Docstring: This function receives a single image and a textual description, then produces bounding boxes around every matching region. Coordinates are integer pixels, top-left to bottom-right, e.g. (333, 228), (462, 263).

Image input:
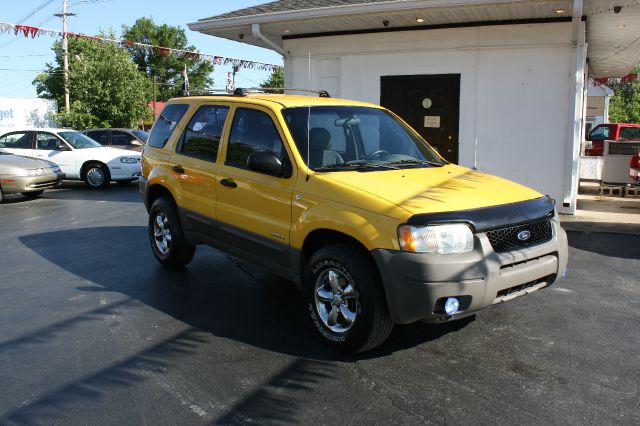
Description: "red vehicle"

(585, 123), (640, 156)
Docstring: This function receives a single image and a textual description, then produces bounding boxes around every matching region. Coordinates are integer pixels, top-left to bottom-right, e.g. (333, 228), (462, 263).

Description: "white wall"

(283, 22), (581, 213)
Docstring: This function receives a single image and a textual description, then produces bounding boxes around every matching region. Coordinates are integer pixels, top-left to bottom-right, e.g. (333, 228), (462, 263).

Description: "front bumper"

(108, 162), (142, 181)
(0, 172), (64, 194)
(372, 218), (568, 324)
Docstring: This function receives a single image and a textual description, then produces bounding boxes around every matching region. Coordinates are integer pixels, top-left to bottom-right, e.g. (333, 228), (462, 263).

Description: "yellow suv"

(140, 90), (568, 353)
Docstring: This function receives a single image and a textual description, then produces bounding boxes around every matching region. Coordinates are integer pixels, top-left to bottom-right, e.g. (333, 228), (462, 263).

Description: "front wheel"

(84, 163), (110, 189)
(148, 197), (195, 268)
(304, 243), (393, 353)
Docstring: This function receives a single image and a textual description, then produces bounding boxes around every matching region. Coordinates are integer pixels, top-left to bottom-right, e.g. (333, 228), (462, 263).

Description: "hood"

(321, 164), (543, 215)
(0, 153), (54, 171)
(77, 147), (141, 159)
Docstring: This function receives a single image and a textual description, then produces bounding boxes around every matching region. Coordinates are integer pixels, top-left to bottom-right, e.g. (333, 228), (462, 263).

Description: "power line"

(15, 0), (57, 24)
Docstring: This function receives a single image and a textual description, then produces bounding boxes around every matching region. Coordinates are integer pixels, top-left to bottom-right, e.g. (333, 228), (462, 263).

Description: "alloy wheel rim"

(87, 167), (105, 187)
(153, 212), (172, 255)
(314, 268), (358, 333)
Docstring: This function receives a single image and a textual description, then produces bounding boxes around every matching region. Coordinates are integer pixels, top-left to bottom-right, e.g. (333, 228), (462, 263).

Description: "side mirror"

(57, 143), (70, 151)
(247, 151), (287, 177)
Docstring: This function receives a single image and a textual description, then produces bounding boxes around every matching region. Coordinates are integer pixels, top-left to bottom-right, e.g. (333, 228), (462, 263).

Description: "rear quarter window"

(148, 104), (189, 148)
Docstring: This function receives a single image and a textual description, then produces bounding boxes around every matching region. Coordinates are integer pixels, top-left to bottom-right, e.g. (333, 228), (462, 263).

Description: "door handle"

(171, 165), (184, 173)
(220, 178), (237, 188)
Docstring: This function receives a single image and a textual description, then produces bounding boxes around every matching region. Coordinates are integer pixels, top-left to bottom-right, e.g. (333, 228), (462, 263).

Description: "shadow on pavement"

(566, 230), (640, 260)
(18, 226), (469, 361)
(11, 226), (475, 423)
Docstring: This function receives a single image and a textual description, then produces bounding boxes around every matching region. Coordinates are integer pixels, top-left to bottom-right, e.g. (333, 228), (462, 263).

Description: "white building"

(189, 0), (640, 214)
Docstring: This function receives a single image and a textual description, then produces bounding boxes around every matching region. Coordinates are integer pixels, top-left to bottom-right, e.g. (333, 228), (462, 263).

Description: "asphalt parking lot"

(1, 183), (639, 425)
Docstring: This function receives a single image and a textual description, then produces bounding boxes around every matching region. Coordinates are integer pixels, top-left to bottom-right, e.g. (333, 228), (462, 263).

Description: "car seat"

(308, 128), (344, 168)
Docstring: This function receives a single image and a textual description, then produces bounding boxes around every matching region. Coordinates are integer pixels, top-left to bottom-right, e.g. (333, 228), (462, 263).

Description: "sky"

(0, 0), (283, 99)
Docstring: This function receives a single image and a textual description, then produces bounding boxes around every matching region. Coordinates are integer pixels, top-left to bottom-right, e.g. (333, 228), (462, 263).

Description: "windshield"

(132, 130), (149, 142)
(59, 131), (102, 149)
(282, 106), (444, 171)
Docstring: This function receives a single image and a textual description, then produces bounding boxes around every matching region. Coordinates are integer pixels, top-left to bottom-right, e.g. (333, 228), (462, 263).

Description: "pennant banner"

(0, 21), (282, 73)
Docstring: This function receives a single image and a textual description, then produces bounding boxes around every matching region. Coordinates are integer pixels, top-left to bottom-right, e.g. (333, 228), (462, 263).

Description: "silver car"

(0, 150), (64, 202)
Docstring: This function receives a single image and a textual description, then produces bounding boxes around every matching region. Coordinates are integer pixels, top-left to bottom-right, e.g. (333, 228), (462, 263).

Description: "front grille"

(486, 219), (552, 252)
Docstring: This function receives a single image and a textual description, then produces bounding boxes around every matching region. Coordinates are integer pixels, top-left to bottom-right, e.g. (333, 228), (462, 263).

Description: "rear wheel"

(148, 197), (195, 268)
(22, 190), (44, 199)
(84, 163), (110, 189)
(304, 243), (393, 353)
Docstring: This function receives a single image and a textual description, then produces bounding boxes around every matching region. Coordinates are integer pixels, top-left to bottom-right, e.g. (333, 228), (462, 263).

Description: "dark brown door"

(380, 74), (460, 163)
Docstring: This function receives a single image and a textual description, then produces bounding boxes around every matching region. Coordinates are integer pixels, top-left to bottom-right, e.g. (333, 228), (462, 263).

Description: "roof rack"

(233, 87), (331, 97)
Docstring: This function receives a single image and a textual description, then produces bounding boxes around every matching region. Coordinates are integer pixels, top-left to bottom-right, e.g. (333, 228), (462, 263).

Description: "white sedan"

(0, 128), (141, 189)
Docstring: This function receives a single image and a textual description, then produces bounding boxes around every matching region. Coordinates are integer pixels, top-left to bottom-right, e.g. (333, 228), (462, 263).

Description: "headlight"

(51, 166), (62, 173)
(25, 168), (46, 176)
(120, 157), (139, 164)
(398, 223), (474, 254)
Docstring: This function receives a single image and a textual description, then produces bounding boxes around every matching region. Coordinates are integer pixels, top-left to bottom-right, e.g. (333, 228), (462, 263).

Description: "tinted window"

(226, 108), (286, 169)
(87, 130), (109, 145)
(148, 104), (189, 148)
(178, 105), (229, 162)
(36, 132), (63, 150)
(111, 131), (134, 146)
(0, 132), (31, 149)
(619, 127), (640, 140)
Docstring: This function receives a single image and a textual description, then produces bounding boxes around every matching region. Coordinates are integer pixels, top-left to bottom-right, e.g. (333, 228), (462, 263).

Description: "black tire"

(22, 190), (44, 198)
(83, 163), (110, 189)
(148, 197), (196, 268)
(304, 243), (393, 353)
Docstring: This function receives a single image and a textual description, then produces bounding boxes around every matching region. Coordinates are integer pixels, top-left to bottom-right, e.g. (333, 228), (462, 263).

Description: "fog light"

(562, 267), (568, 279)
(444, 297), (460, 315)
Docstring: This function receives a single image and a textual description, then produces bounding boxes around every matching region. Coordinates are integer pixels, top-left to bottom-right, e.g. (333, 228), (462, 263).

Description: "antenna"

(306, 52), (311, 181)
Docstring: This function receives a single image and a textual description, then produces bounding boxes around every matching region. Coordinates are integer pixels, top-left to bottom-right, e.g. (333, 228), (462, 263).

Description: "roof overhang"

(188, 0), (640, 77)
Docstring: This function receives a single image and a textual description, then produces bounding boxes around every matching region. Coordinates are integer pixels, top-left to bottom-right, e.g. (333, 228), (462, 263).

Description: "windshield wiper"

(315, 161), (399, 172)
(385, 159), (444, 167)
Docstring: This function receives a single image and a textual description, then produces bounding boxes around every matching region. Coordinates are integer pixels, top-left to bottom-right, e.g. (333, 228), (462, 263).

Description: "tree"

(34, 34), (150, 129)
(122, 17), (214, 101)
(260, 68), (284, 93)
(607, 65), (640, 124)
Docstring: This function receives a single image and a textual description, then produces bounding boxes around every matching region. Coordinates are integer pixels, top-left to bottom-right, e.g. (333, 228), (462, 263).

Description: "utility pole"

(54, 0), (76, 112)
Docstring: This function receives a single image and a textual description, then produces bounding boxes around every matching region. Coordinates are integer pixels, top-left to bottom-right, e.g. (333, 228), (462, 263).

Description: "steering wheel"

(365, 149), (389, 160)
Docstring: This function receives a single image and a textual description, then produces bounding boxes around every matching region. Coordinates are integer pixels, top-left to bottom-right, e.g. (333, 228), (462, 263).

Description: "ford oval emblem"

(517, 230), (531, 241)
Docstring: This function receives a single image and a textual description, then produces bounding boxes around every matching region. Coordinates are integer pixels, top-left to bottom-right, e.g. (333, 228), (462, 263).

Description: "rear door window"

(0, 132), (32, 149)
(177, 105), (230, 163)
(111, 131), (134, 147)
(87, 130), (109, 145)
(148, 104), (189, 148)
